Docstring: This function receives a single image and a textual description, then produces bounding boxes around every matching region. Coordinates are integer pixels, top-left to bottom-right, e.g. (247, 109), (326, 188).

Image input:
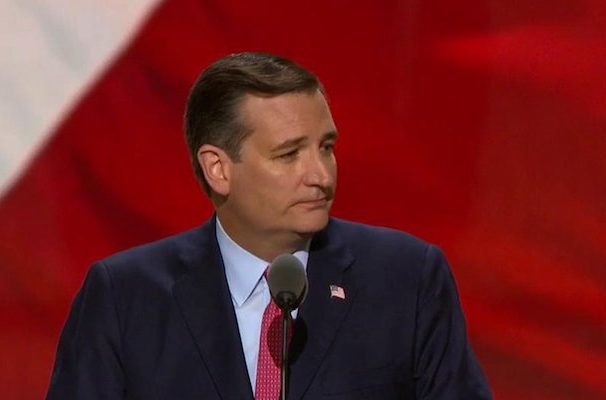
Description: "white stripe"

(0, 0), (162, 194)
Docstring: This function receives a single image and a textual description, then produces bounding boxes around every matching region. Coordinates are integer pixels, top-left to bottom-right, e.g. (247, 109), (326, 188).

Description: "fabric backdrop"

(1, 1), (604, 398)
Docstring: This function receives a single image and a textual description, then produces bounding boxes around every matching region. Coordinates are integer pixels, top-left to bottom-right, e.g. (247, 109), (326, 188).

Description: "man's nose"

(303, 152), (334, 188)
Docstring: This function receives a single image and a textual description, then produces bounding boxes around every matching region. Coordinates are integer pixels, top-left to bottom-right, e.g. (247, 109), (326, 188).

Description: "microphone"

(267, 253), (308, 311)
(266, 253), (308, 400)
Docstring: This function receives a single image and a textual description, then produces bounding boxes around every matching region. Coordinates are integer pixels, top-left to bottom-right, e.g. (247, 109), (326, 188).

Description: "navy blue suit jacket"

(47, 218), (492, 399)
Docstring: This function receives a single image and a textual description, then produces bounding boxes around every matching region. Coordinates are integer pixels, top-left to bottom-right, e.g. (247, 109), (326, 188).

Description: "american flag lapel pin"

(329, 284), (346, 300)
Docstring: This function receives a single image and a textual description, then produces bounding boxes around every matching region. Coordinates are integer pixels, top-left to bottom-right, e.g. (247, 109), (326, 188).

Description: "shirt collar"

(216, 217), (309, 307)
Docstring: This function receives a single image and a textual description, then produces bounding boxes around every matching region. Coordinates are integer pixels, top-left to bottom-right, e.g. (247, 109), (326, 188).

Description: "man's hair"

(184, 52), (324, 194)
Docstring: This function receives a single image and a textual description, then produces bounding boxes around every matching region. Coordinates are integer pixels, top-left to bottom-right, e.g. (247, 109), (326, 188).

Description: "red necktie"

(255, 271), (294, 400)
(255, 299), (283, 399)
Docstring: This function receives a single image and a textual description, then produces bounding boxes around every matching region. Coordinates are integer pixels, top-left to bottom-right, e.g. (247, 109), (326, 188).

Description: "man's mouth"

(296, 198), (330, 208)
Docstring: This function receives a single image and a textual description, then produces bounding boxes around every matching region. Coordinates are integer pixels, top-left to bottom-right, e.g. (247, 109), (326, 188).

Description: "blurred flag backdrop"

(1, 1), (605, 398)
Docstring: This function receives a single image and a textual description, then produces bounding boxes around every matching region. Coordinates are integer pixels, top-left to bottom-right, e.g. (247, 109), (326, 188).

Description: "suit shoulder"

(102, 227), (202, 265)
(329, 218), (431, 253)
(326, 218), (446, 280)
(93, 225), (209, 287)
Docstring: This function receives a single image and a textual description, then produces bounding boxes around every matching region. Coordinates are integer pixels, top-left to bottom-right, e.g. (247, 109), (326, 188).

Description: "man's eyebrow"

(270, 130), (339, 153)
(270, 136), (307, 152)
(323, 130), (339, 141)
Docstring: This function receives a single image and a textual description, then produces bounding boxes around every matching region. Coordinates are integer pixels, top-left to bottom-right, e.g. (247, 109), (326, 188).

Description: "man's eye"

(279, 149), (299, 160)
(322, 142), (335, 153)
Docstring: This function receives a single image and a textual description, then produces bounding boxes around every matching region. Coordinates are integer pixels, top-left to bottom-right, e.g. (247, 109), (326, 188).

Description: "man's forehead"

(239, 90), (326, 113)
(239, 91), (335, 136)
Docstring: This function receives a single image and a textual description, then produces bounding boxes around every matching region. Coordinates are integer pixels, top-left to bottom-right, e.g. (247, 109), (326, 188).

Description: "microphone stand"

(281, 308), (292, 400)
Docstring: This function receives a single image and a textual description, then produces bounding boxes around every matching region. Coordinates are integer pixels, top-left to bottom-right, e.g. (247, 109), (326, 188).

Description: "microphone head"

(267, 253), (308, 311)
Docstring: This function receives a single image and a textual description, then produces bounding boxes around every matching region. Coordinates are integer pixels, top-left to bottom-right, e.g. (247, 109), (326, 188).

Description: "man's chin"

(292, 214), (330, 236)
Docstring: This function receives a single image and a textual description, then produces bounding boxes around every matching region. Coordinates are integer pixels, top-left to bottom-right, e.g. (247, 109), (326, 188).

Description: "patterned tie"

(255, 275), (293, 399)
(255, 298), (283, 400)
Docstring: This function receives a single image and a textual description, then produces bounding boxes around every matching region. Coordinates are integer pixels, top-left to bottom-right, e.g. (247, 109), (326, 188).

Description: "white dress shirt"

(215, 218), (309, 395)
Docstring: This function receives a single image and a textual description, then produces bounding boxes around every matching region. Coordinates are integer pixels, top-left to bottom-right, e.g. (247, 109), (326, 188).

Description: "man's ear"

(197, 144), (232, 196)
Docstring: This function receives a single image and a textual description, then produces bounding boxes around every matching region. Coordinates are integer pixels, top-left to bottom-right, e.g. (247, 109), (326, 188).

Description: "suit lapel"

(288, 221), (356, 400)
(172, 218), (254, 400)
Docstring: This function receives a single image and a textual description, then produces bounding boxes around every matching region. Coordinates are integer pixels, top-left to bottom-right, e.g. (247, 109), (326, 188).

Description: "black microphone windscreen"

(267, 254), (308, 310)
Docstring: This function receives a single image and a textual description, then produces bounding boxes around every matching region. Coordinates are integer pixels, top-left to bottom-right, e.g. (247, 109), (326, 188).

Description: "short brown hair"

(184, 52), (324, 193)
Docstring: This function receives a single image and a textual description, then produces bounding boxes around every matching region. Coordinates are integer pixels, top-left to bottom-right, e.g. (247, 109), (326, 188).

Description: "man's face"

(222, 90), (337, 242)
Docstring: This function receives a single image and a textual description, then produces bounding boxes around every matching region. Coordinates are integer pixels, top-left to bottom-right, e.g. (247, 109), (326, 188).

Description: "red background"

(1, 1), (605, 398)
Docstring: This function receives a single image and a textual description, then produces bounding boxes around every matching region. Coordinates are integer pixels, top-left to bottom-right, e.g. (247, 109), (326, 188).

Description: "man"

(47, 53), (492, 399)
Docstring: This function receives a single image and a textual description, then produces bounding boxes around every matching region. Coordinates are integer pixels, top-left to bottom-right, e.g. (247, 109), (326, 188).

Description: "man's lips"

(295, 198), (331, 207)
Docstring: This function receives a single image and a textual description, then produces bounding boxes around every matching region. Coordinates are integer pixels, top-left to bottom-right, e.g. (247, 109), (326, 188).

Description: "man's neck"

(215, 215), (311, 263)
